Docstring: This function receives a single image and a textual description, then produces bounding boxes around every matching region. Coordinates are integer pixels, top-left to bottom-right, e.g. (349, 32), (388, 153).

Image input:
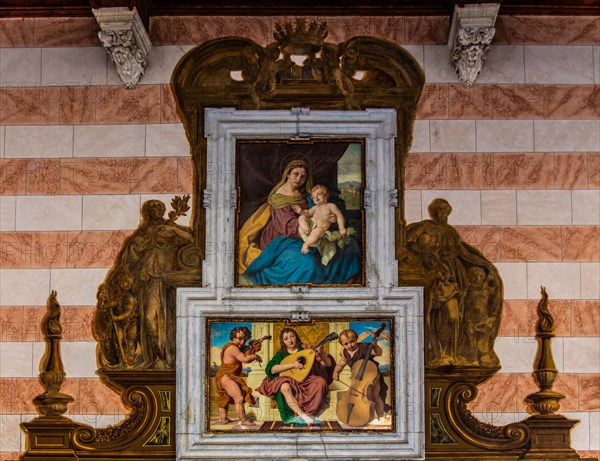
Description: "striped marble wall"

(0, 14), (598, 460)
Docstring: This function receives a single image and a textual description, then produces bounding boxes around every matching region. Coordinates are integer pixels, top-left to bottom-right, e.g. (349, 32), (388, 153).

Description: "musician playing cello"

(257, 328), (335, 426)
(332, 328), (390, 425)
(214, 326), (262, 426)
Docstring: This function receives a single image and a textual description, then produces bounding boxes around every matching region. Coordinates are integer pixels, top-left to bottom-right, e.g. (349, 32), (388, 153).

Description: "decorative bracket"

(447, 3), (500, 88)
(93, 7), (152, 89)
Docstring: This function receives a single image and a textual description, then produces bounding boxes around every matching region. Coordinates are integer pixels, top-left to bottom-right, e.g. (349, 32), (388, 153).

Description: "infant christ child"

(292, 184), (347, 255)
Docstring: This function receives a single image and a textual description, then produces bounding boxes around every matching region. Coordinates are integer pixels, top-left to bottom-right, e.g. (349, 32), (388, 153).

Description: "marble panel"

(82, 195), (141, 230)
(525, 46), (594, 84)
(146, 123), (189, 157)
(477, 45), (525, 84)
(420, 190), (481, 225)
(0, 415), (22, 451)
(405, 153), (446, 189)
(490, 84), (544, 119)
(33, 17), (99, 47)
(16, 195), (82, 231)
(492, 153), (554, 189)
(516, 190), (572, 225)
(0, 18), (34, 47)
(95, 85), (161, 124)
(494, 335), (539, 373)
(562, 226), (600, 262)
(563, 338), (600, 374)
(25, 159), (60, 195)
(402, 45), (424, 70)
(30, 231), (68, 269)
(501, 226), (561, 262)
(369, 16), (406, 44)
(4, 125), (73, 158)
(130, 157), (178, 193)
(0, 48), (41, 86)
(0, 269), (48, 305)
(79, 378), (126, 415)
(22, 306), (44, 342)
(579, 375), (600, 412)
(423, 45), (458, 84)
(0, 342), (33, 377)
(481, 190), (517, 225)
(172, 16), (271, 46)
(0, 377), (41, 414)
(320, 17), (370, 43)
(149, 16), (174, 45)
(495, 262), (528, 299)
(74, 124), (145, 157)
(589, 153), (600, 188)
(527, 262), (581, 300)
(492, 15), (509, 44)
(59, 86), (96, 125)
(0, 159), (26, 194)
(430, 120), (476, 153)
(404, 190), (422, 224)
(571, 300), (600, 337)
(60, 158), (130, 195)
(66, 230), (129, 269)
(0, 86), (60, 125)
(509, 16), (600, 45)
(405, 16), (449, 45)
(500, 300), (534, 338)
(416, 84), (448, 120)
(49, 267), (107, 306)
(61, 306), (95, 341)
(448, 153), (494, 189)
(476, 120), (534, 153)
(572, 190), (600, 225)
(470, 373), (517, 413)
(595, 46), (600, 84)
(57, 341), (99, 378)
(454, 225), (501, 262)
(590, 411), (600, 450)
(0, 196), (16, 231)
(160, 84), (180, 123)
(42, 47), (107, 87)
(554, 152), (588, 189)
(0, 306), (23, 341)
(410, 120), (430, 153)
(517, 373), (579, 412)
(448, 84), (493, 119)
(0, 231), (31, 269)
(581, 262), (600, 300)
(0, 125), (4, 158)
(543, 85), (600, 120)
(564, 412), (591, 450)
(177, 157), (193, 193)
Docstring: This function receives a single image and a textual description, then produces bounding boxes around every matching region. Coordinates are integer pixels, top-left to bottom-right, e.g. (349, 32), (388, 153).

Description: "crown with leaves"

(274, 18), (329, 54)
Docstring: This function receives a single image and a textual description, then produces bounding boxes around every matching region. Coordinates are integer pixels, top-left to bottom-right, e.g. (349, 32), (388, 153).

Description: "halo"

(279, 151), (312, 177)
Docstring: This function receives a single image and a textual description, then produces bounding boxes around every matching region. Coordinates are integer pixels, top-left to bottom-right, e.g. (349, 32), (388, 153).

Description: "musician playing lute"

(257, 328), (335, 426)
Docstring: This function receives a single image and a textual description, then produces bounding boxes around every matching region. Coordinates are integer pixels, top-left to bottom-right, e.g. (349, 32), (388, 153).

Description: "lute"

(279, 332), (338, 382)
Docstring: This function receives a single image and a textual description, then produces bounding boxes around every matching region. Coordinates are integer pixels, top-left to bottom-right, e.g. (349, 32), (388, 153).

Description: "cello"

(336, 323), (386, 427)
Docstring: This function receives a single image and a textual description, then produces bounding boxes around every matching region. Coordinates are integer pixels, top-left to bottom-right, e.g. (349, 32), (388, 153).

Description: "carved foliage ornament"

(93, 7), (152, 89)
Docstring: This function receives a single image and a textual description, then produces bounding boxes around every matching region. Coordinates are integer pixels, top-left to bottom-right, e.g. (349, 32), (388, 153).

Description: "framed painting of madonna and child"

(235, 140), (365, 287)
(206, 318), (393, 433)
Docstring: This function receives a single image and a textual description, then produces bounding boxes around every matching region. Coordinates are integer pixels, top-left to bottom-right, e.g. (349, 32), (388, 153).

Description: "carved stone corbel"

(448, 3), (500, 88)
(93, 6), (152, 89)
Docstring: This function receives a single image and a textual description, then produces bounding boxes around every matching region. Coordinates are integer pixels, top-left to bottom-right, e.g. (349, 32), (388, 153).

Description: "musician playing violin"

(332, 329), (390, 424)
(214, 326), (262, 426)
(257, 328), (335, 426)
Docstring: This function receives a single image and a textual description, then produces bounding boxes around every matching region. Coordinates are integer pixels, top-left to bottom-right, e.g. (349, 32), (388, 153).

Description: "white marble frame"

(202, 107), (399, 299)
(176, 287), (425, 460)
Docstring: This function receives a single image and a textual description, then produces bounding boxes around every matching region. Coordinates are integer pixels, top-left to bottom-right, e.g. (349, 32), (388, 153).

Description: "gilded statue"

(406, 198), (502, 368)
(92, 197), (193, 370)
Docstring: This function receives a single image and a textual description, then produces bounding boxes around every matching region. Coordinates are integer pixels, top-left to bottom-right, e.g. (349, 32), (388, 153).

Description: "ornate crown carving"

(274, 18), (329, 54)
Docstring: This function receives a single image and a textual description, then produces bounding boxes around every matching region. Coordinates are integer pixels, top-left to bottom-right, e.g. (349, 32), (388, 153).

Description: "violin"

(242, 335), (271, 356)
(336, 323), (386, 427)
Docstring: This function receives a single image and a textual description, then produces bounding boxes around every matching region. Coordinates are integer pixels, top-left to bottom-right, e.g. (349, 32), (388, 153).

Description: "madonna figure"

(237, 159), (361, 286)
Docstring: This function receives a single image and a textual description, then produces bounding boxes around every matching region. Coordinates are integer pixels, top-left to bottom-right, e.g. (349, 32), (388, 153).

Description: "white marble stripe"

(0, 45), (596, 87)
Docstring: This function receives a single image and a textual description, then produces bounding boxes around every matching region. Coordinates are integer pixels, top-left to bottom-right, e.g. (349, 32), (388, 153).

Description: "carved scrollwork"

(74, 386), (148, 446)
(446, 382), (530, 450)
